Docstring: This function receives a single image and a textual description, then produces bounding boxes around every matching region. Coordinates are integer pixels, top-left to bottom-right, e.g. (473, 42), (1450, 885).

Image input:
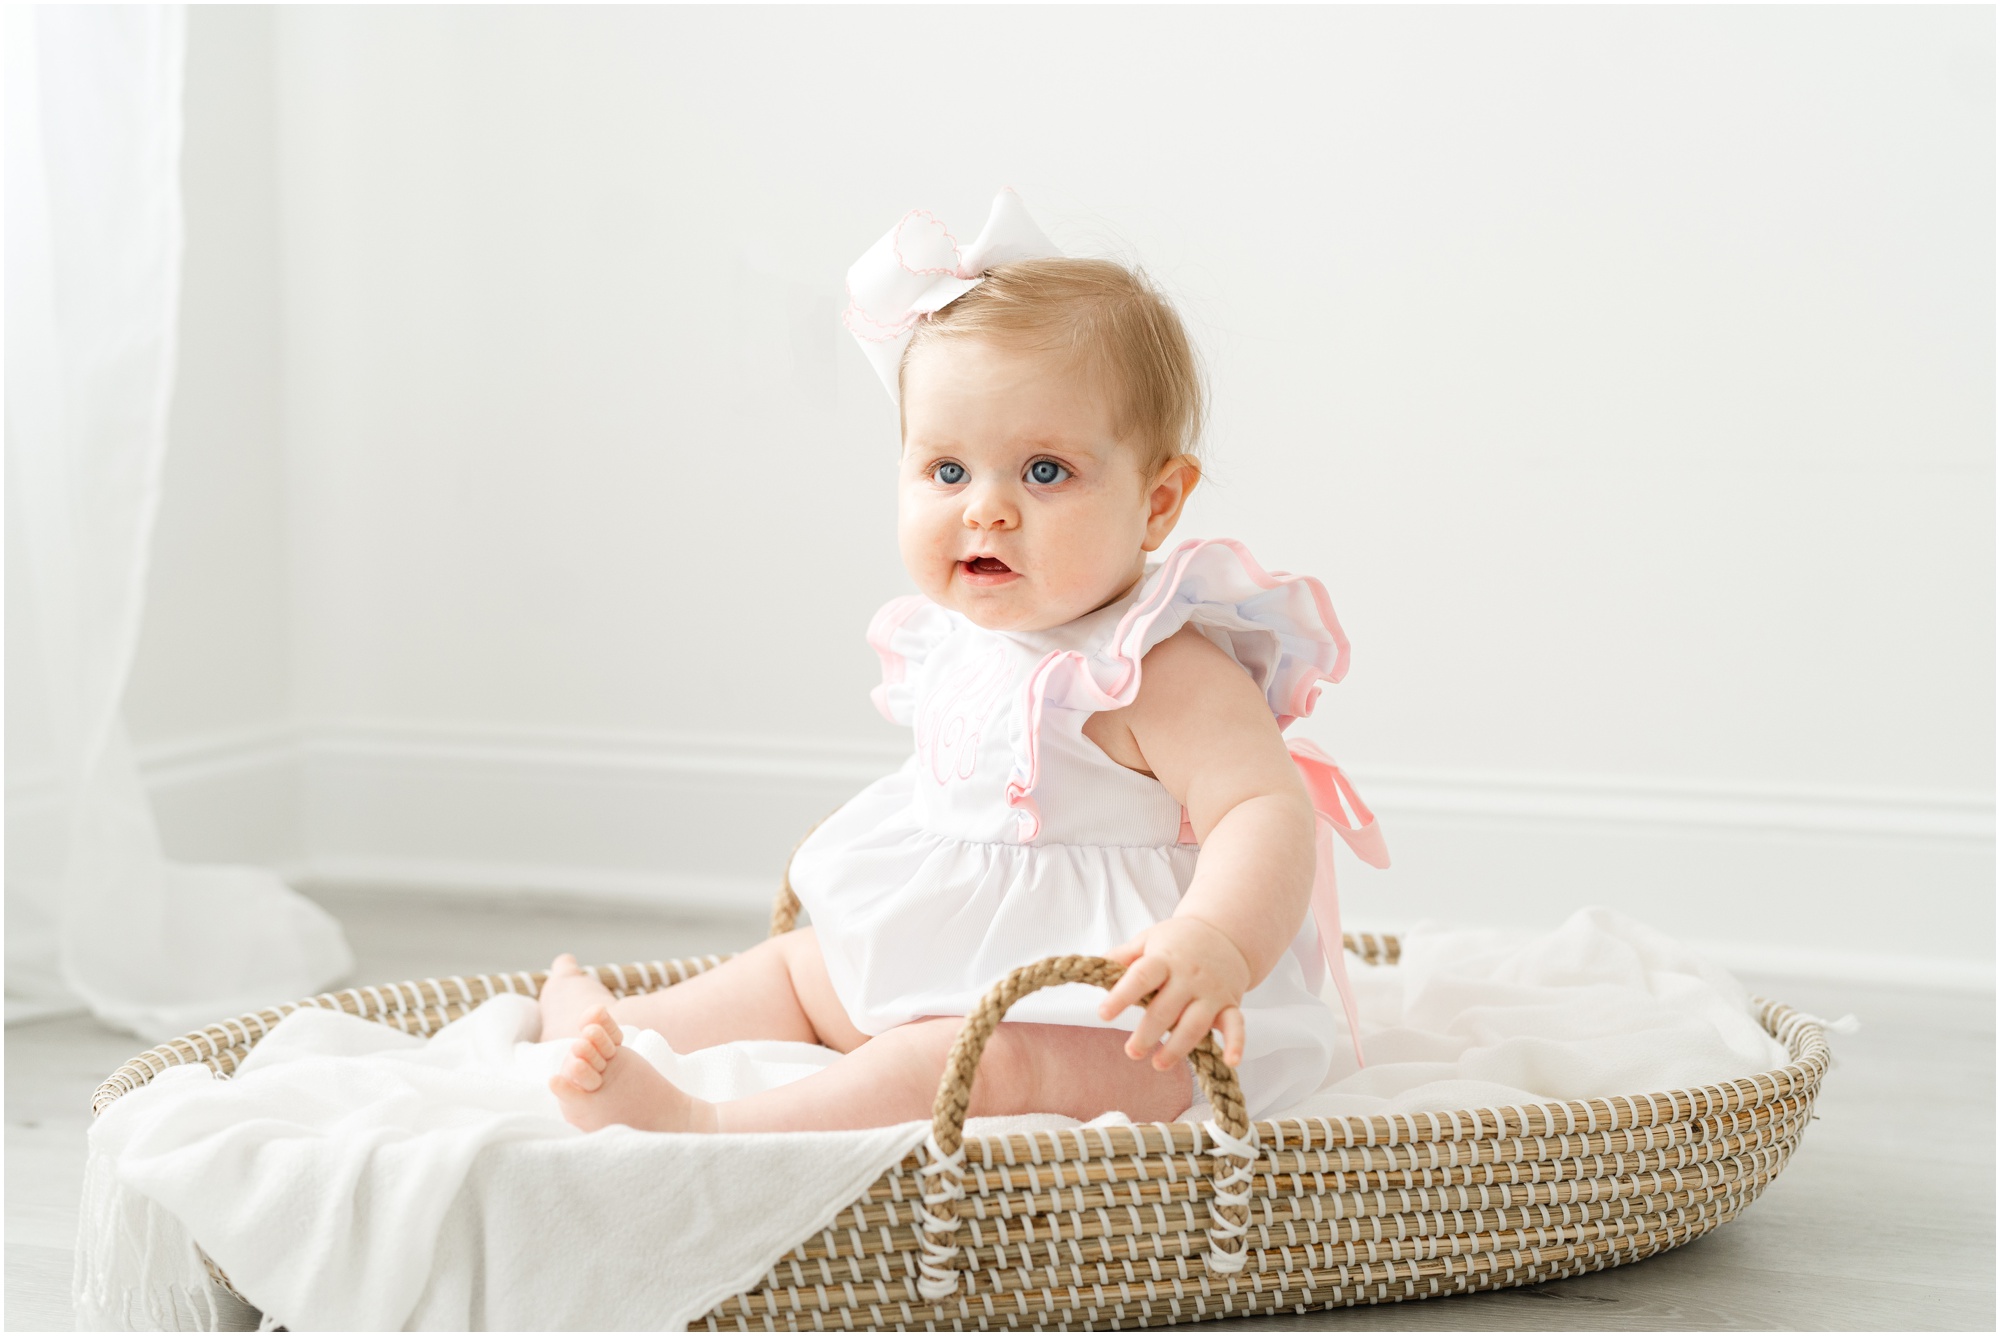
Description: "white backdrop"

(126, 6), (1994, 979)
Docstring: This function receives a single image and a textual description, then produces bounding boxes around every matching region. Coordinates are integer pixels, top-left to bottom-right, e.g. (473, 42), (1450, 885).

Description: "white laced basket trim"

(915, 1131), (969, 1300)
(1200, 1118), (1261, 1275)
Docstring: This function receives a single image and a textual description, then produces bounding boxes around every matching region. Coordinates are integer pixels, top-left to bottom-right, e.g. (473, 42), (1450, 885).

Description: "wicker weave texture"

(696, 938), (1825, 1331)
(90, 931), (1827, 1332)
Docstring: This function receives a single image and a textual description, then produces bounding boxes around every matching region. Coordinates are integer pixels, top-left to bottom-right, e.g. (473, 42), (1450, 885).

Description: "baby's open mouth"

(963, 557), (1012, 575)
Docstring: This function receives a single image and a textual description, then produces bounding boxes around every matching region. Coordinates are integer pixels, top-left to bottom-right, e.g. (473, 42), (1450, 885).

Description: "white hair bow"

(843, 188), (1062, 404)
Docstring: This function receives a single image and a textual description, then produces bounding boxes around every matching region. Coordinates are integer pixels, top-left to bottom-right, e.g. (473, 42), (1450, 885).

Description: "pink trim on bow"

(1287, 738), (1389, 1070)
(842, 212), (975, 343)
(841, 190), (1061, 370)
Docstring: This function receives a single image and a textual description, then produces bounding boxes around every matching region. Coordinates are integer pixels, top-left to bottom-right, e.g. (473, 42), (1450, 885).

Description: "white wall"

(128, 6), (1994, 979)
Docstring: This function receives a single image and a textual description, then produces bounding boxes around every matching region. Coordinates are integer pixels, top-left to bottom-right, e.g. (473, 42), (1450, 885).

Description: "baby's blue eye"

(934, 462), (967, 485)
(1027, 459), (1070, 485)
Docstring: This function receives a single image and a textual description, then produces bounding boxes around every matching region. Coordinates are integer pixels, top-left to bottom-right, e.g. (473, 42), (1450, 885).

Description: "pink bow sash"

(1287, 739), (1389, 1069)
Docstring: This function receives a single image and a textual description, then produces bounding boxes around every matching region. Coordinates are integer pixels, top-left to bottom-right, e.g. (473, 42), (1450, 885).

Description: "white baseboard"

(132, 720), (1996, 988)
(1687, 938), (1994, 993)
(288, 856), (775, 917)
(143, 723), (305, 869)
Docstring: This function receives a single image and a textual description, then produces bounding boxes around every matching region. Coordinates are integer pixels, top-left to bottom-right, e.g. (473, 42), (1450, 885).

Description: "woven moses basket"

(94, 877), (1830, 1331)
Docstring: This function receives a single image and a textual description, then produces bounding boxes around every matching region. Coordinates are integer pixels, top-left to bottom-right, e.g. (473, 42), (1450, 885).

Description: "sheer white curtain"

(4, 5), (351, 1039)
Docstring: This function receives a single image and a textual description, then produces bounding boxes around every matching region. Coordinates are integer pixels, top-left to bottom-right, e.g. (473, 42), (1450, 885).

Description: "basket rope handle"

(916, 954), (1258, 1300)
(769, 876), (802, 939)
(769, 817), (839, 938)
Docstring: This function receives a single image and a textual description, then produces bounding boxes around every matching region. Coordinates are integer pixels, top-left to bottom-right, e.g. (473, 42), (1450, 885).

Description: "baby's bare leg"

(712, 1018), (1192, 1132)
(540, 930), (854, 1048)
(553, 1011), (1192, 1134)
(602, 928), (867, 1053)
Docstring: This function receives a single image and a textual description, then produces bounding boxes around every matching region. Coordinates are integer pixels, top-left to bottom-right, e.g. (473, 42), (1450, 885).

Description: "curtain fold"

(4, 4), (352, 1040)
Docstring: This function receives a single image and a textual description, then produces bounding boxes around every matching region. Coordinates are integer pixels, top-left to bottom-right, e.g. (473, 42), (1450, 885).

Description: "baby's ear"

(1141, 455), (1202, 550)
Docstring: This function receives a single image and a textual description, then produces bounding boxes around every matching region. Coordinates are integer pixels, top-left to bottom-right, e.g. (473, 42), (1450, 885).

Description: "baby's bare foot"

(548, 1007), (718, 1134)
(537, 953), (618, 1041)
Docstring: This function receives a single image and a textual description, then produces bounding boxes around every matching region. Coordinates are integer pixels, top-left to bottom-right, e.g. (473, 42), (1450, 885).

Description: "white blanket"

(77, 997), (931, 1332)
(1292, 906), (1791, 1118)
(75, 907), (1793, 1331)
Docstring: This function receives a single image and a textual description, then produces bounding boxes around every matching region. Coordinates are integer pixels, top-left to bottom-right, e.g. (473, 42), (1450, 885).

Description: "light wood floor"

(9, 888), (1994, 1331)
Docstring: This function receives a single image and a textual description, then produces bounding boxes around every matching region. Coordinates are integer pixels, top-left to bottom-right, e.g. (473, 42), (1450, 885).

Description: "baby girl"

(536, 191), (1383, 1134)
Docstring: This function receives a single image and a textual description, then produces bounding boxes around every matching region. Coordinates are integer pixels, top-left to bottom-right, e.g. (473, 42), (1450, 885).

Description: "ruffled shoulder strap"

(1054, 538), (1350, 725)
(1007, 539), (1351, 827)
(866, 594), (956, 725)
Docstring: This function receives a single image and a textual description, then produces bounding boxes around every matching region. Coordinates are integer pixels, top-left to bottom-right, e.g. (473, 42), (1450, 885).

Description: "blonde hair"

(898, 257), (1206, 470)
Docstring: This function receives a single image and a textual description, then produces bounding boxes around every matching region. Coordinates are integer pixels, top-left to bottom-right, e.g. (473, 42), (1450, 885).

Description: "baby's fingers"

(1127, 982), (1195, 1061)
(1154, 999), (1220, 1070)
(1097, 951), (1167, 1022)
(1100, 936), (1145, 967)
(1215, 1006), (1247, 1068)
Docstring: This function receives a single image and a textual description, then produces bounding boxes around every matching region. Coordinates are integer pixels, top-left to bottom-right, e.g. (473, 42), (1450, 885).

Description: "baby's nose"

(960, 481), (1019, 529)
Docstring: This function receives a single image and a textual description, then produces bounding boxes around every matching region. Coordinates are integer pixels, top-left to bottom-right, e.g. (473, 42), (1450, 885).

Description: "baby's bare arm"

(1087, 626), (1318, 1066)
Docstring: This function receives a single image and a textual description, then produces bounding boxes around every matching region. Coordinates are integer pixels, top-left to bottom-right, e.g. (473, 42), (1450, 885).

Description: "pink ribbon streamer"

(1287, 739), (1390, 1069)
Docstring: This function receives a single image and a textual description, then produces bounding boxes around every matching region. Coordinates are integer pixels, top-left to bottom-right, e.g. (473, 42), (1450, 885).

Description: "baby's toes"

(581, 1022), (620, 1063)
(568, 1033), (611, 1074)
(547, 952), (581, 978)
(581, 1006), (622, 1044)
(558, 1049), (606, 1091)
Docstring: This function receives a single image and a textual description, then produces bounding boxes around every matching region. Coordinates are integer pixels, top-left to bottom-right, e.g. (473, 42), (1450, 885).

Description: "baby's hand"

(1096, 917), (1251, 1069)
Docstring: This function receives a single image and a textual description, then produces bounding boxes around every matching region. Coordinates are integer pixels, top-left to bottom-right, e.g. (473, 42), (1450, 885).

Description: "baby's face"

(898, 338), (1193, 632)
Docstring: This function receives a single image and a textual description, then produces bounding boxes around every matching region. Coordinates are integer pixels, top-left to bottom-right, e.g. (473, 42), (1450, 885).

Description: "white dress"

(789, 538), (1385, 1117)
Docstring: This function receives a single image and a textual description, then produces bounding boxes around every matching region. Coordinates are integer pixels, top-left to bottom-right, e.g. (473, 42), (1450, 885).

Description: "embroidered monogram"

(913, 642), (1012, 785)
